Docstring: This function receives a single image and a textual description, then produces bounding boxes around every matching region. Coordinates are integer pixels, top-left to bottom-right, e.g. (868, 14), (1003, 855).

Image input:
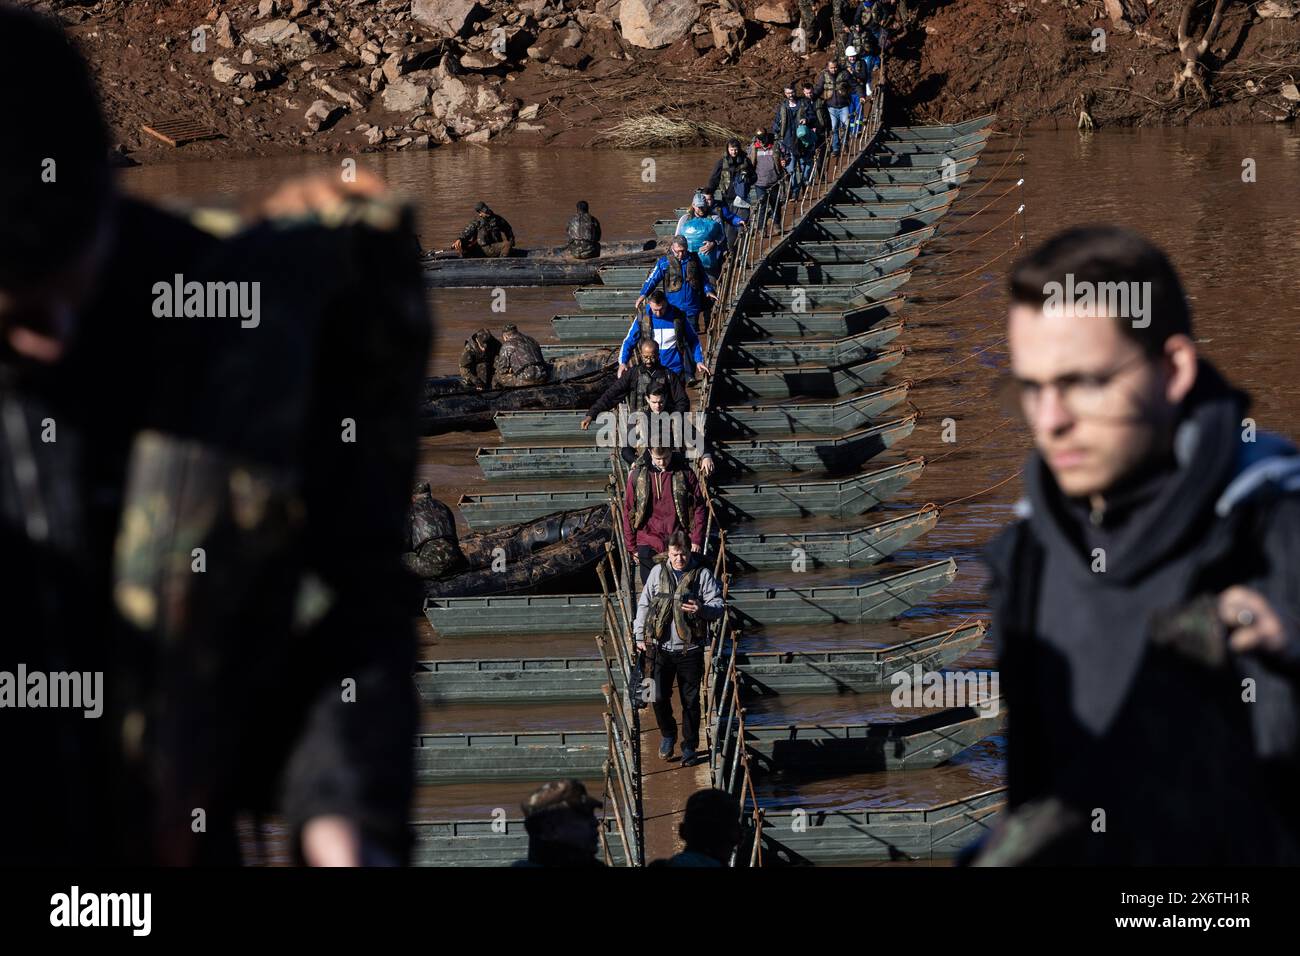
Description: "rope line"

(915, 278), (1002, 317)
(929, 417), (1017, 464)
(911, 337), (1008, 385)
(919, 205), (1022, 268)
(940, 469), (1025, 511)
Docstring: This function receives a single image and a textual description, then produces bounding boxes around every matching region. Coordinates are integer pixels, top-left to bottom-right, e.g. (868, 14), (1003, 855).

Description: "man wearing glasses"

(979, 225), (1300, 865)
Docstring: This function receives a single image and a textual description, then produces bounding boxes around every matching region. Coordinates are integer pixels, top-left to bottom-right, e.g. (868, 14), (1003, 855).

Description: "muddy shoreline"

(23, 0), (1297, 168)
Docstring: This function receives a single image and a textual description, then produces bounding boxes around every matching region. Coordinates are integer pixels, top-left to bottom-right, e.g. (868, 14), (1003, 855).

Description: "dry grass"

(586, 114), (744, 148)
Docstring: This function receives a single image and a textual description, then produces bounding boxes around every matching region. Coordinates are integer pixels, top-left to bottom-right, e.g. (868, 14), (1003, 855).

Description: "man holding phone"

(633, 531), (726, 766)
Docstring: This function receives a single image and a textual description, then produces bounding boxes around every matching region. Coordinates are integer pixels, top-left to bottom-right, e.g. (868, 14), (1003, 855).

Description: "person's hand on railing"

(634, 294), (646, 310)
(616, 361), (627, 379)
(696, 360), (711, 377)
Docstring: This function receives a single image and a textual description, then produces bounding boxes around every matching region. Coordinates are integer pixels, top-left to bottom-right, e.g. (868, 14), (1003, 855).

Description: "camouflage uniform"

(458, 328), (500, 390)
(564, 211), (602, 260)
(404, 482), (466, 579)
(493, 325), (551, 388)
(457, 211), (515, 258)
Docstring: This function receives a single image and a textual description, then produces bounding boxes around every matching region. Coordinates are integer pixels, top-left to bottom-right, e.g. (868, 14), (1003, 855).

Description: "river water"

(123, 124), (1300, 861)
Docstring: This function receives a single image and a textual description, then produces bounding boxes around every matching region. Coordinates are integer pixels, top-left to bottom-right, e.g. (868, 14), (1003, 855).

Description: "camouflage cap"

(521, 779), (603, 818)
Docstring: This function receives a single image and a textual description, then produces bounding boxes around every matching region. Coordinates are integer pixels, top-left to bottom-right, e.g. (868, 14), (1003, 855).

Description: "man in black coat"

(977, 225), (1300, 865)
(581, 338), (689, 465)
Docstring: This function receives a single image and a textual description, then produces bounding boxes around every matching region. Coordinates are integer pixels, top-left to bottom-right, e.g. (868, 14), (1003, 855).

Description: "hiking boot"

(659, 737), (675, 761)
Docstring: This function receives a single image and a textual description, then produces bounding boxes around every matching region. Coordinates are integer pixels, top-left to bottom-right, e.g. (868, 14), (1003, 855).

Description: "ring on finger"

(1236, 609), (1256, 628)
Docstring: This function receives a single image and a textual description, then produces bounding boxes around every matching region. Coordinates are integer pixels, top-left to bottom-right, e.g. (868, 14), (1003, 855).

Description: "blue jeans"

(750, 184), (781, 227)
(828, 106), (850, 153)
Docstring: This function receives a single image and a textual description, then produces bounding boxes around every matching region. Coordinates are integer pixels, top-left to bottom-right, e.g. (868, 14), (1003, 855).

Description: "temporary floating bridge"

(416, 78), (1009, 865)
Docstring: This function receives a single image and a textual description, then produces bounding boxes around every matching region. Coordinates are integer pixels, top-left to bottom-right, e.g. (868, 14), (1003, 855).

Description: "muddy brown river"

(124, 125), (1300, 862)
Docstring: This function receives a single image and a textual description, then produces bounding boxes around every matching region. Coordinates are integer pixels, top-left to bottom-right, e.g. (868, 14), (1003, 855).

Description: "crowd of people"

(7, 0), (1299, 872)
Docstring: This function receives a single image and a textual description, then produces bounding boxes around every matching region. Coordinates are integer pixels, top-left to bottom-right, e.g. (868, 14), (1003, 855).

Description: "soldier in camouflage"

(493, 324), (551, 388)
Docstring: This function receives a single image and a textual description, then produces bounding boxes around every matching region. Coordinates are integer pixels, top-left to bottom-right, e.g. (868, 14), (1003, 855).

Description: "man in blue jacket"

(635, 236), (717, 328)
(976, 225), (1300, 865)
(619, 291), (709, 381)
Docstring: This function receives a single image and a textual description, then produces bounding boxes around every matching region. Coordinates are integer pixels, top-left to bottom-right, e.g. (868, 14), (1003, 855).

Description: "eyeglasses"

(1000, 351), (1152, 420)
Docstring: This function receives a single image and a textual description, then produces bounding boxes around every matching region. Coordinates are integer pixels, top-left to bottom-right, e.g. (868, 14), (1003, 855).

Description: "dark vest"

(663, 253), (702, 297)
(637, 306), (696, 380)
(646, 557), (709, 648)
(629, 461), (693, 534)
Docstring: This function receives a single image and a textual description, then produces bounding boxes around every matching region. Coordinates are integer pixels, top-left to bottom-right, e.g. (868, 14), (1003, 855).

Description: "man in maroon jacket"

(623, 446), (707, 587)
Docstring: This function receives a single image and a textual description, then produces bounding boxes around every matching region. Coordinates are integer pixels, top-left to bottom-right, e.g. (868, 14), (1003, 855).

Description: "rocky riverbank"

(22, 0), (1300, 166)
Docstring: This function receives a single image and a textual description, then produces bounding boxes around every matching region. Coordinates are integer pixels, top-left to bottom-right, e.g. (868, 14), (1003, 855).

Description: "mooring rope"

(929, 416), (1017, 465)
(916, 204), (1023, 269)
(940, 468), (1025, 512)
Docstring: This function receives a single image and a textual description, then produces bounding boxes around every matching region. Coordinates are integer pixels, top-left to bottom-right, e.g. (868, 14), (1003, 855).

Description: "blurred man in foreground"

(514, 780), (605, 867)
(976, 225), (1300, 865)
(0, 5), (427, 866)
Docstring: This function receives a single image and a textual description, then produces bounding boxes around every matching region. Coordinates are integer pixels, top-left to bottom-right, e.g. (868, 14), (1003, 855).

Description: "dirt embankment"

(22, 0), (1300, 166)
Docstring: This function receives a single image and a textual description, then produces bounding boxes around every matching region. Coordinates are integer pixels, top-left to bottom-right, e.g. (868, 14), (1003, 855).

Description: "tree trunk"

(1171, 0), (1231, 101)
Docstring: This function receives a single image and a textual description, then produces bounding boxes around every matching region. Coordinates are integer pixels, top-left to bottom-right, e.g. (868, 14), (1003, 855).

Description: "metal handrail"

(598, 66), (887, 866)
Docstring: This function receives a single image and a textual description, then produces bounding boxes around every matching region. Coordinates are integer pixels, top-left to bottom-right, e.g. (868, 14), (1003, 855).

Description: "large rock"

(214, 12), (237, 49)
(381, 40), (446, 84)
(311, 77), (370, 111)
(753, 1), (796, 24)
(428, 76), (471, 119)
(709, 10), (746, 58)
(304, 99), (344, 131)
(460, 51), (503, 70)
(1102, 0), (1147, 30)
(412, 0), (487, 38)
(382, 77), (431, 112)
(244, 18), (298, 44)
(212, 56), (280, 90)
(212, 57), (241, 85)
(620, 0), (699, 50)
(243, 17), (328, 60)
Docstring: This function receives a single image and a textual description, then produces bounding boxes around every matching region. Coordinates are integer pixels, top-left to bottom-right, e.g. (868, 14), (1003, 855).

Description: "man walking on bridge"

(634, 531), (725, 767)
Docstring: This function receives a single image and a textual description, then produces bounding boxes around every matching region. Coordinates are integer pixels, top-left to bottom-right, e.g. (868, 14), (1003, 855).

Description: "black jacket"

(587, 363), (689, 420)
(984, 362), (1300, 864)
(0, 197), (426, 865)
(706, 152), (755, 200)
